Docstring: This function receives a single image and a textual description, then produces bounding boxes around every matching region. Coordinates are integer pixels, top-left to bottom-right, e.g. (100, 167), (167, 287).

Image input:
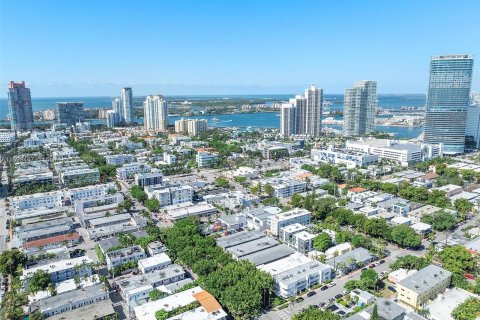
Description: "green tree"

(215, 177), (229, 188)
(145, 198), (161, 212)
(390, 225), (422, 248)
(440, 245), (475, 274)
(371, 304), (380, 320)
(155, 309), (169, 320)
(451, 297), (480, 320)
(390, 255), (430, 270)
(292, 306), (341, 320)
(313, 232), (333, 252)
(454, 198), (473, 220)
(360, 269), (379, 290)
(263, 183), (275, 197)
(30, 310), (45, 320)
(149, 288), (167, 301)
(0, 249), (26, 276)
(421, 210), (457, 231)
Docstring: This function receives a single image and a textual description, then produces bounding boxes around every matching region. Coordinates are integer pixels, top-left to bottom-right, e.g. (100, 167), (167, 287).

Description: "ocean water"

(0, 94), (426, 139)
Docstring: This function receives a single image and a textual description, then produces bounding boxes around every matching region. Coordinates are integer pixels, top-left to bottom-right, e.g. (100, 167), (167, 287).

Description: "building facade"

(120, 87), (133, 123)
(8, 81), (33, 131)
(144, 95), (168, 131)
(56, 102), (85, 126)
(304, 84), (323, 137)
(280, 103), (297, 137)
(424, 55), (474, 154)
(343, 80), (377, 136)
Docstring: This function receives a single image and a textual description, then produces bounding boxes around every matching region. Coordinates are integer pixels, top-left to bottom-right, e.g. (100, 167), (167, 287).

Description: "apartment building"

(270, 208), (312, 236)
(116, 162), (152, 180)
(22, 257), (93, 286)
(396, 264), (452, 308)
(138, 253), (172, 274)
(105, 245), (147, 270)
(12, 190), (65, 210)
(196, 151), (219, 168)
(105, 154), (136, 165)
(135, 169), (163, 187)
(60, 168), (100, 185)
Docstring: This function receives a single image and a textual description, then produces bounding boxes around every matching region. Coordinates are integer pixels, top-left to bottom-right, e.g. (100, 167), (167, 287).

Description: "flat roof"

(259, 252), (313, 275)
(48, 299), (115, 320)
(427, 288), (478, 320)
(89, 213), (131, 226)
(216, 230), (265, 249)
(30, 283), (105, 313)
(227, 236), (278, 258)
(138, 253), (172, 269)
(23, 256), (92, 279)
(118, 264), (185, 293)
(134, 286), (203, 319)
(240, 244), (295, 266)
(398, 265), (452, 294)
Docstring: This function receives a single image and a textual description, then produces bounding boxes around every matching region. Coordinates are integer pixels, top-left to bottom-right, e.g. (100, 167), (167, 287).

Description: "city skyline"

(1, 1), (480, 97)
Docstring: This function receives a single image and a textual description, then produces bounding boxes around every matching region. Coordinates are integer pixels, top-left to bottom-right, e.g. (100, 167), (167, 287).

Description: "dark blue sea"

(0, 94), (425, 139)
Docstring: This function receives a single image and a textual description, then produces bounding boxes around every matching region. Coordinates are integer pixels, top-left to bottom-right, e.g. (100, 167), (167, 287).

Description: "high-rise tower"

(304, 84), (323, 137)
(120, 87), (133, 123)
(424, 55), (474, 154)
(144, 95), (168, 131)
(7, 81), (33, 131)
(343, 80), (377, 136)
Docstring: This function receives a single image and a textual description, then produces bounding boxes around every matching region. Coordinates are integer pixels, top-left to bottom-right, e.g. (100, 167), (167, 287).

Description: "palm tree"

(417, 308), (431, 319)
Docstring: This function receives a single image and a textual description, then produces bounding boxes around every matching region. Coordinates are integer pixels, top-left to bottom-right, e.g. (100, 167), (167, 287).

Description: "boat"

(211, 117), (220, 121)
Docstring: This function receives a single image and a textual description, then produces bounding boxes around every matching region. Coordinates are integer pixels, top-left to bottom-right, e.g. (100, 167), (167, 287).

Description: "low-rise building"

(396, 264), (452, 308)
(147, 241), (167, 256)
(138, 253), (172, 274)
(135, 169), (163, 187)
(270, 208), (311, 236)
(134, 286), (227, 320)
(162, 202), (217, 221)
(196, 151), (219, 168)
(22, 257), (92, 287)
(311, 147), (379, 168)
(60, 168), (100, 186)
(28, 283), (108, 318)
(12, 190), (65, 210)
(116, 162), (152, 180)
(105, 153), (136, 165)
(325, 248), (375, 275)
(105, 245), (147, 270)
(427, 288), (479, 320)
(258, 252), (332, 298)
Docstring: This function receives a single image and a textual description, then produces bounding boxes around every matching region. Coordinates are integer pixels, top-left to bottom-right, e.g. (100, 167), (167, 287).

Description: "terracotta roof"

(193, 290), (222, 313)
(23, 232), (80, 249)
(297, 173), (313, 180)
(338, 184), (348, 189)
(349, 187), (367, 193)
(422, 172), (439, 180)
(196, 147), (216, 152)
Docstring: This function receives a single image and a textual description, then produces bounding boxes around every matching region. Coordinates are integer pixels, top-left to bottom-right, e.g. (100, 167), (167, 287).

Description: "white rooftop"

(138, 253), (172, 269)
(258, 252), (312, 275)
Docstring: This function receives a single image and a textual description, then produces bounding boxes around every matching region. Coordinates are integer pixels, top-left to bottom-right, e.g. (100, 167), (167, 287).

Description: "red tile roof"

(23, 232), (80, 249)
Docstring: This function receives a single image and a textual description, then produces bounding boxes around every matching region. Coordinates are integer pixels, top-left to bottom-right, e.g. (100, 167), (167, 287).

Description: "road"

(259, 245), (418, 320)
(0, 166), (10, 252)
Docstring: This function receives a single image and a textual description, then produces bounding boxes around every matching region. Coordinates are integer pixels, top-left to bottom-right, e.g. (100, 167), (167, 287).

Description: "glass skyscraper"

(343, 80), (377, 136)
(424, 54), (474, 154)
(7, 81), (33, 131)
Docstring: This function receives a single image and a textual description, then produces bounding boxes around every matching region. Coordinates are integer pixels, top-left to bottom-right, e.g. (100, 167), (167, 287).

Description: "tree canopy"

(313, 232), (333, 252)
(292, 306), (341, 320)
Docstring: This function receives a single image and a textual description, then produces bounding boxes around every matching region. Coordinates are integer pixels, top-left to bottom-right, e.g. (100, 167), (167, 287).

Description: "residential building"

(105, 154), (136, 165)
(144, 95), (168, 131)
(12, 190), (65, 210)
(22, 257), (93, 286)
(135, 169), (163, 187)
(258, 253), (332, 298)
(427, 287), (480, 320)
(116, 162), (151, 180)
(325, 248), (375, 275)
(303, 84), (323, 137)
(343, 80), (377, 136)
(176, 118), (208, 136)
(56, 102), (85, 126)
(280, 103), (297, 137)
(146, 184), (193, 206)
(347, 298), (406, 320)
(134, 286), (227, 320)
(396, 264), (452, 308)
(68, 183), (116, 203)
(105, 245), (147, 270)
(138, 253), (172, 273)
(120, 87), (133, 123)
(147, 241), (167, 256)
(8, 81), (33, 131)
(346, 138), (443, 166)
(60, 168), (100, 185)
(311, 147), (379, 168)
(424, 55), (474, 154)
(196, 151), (219, 168)
(89, 213), (132, 228)
(162, 202), (217, 221)
(281, 224), (315, 254)
(28, 284), (108, 318)
(0, 129), (15, 145)
(270, 208), (311, 236)
(106, 109), (118, 128)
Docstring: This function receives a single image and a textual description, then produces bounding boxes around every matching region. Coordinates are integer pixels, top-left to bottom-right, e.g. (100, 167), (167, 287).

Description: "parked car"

(295, 297), (304, 303)
(368, 264), (375, 268)
(388, 286), (397, 292)
(306, 291), (316, 297)
(329, 282), (336, 287)
(378, 259), (385, 264)
(320, 285), (328, 291)
(335, 294), (343, 299)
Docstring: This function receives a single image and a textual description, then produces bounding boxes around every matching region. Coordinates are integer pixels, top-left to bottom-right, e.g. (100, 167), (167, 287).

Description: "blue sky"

(1, 0), (479, 97)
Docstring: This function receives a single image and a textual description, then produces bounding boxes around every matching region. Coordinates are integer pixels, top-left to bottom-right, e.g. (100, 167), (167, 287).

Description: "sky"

(1, 0), (479, 97)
